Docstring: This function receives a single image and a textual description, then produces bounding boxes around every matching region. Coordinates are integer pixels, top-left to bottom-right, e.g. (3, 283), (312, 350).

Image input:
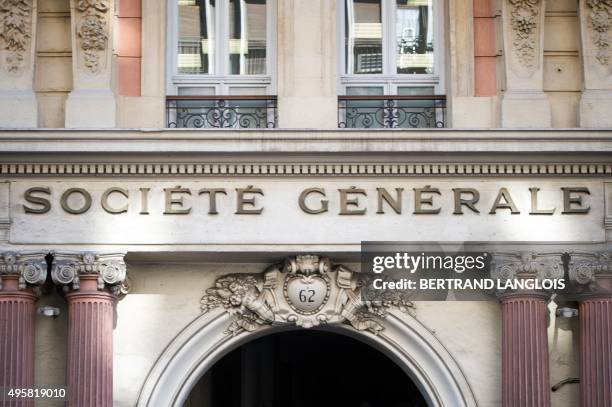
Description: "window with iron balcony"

(338, 0), (446, 129)
(167, 0), (277, 128)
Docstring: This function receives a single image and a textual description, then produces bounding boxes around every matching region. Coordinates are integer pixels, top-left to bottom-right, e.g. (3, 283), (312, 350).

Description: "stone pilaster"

(277, 0), (337, 128)
(492, 252), (563, 407)
(65, 0), (116, 128)
(0, 0), (38, 127)
(568, 252), (612, 407)
(578, 0), (612, 127)
(0, 251), (47, 407)
(52, 252), (126, 407)
(500, 0), (551, 127)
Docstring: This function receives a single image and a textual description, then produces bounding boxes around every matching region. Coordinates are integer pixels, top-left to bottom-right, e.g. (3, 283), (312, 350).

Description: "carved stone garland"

(75, 0), (109, 74)
(508, 0), (540, 69)
(200, 255), (414, 336)
(0, 0), (33, 73)
(586, 0), (612, 67)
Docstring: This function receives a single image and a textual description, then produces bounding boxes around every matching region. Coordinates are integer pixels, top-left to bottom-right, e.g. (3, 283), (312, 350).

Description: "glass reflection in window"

(345, 0), (383, 74)
(396, 0), (433, 74)
(229, 0), (267, 75)
(178, 0), (216, 74)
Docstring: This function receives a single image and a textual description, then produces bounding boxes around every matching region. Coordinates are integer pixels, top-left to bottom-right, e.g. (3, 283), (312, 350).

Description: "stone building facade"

(0, 0), (611, 406)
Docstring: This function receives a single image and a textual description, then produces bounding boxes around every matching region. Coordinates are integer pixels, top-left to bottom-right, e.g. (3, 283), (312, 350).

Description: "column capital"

(567, 251), (612, 299)
(0, 251), (48, 295)
(491, 251), (563, 299)
(51, 251), (127, 296)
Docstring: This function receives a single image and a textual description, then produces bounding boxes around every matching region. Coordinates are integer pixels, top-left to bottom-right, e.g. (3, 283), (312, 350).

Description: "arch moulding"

(136, 255), (478, 407)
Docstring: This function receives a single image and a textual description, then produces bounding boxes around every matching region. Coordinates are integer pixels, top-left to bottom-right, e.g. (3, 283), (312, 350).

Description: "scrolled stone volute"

(51, 251), (127, 295)
(490, 251), (564, 296)
(567, 251), (612, 293)
(0, 251), (48, 295)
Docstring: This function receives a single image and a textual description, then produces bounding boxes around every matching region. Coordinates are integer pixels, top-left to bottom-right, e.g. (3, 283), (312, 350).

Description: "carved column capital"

(567, 251), (612, 298)
(0, 251), (48, 295)
(51, 251), (127, 295)
(491, 251), (563, 298)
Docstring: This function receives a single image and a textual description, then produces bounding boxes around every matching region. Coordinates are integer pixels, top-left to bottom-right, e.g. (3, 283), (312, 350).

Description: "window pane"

(229, 0), (267, 75)
(178, 0), (215, 74)
(396, 0), (434, 74)
(397, 86), (434, 95)
(345, 0), (383, 74)
(178, 86), (216, 95)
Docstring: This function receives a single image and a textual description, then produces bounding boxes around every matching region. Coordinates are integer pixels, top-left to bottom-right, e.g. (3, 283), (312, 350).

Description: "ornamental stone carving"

(567, 251), (612, 293)
(0, 0), (33, 73)
(200, 255), (414, 336)
(490, 251), (564, 295)
(75, 0), (109, 73)
(0, 251), (47, 295)
(51, 251), (127, 295)
(508, 0), (541, 69)
(585, 0), (612, 67)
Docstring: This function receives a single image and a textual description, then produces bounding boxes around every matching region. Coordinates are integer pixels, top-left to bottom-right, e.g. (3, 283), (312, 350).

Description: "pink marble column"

(0, 252), (47, 407)
(578, 273), (612, 407)
(0, 275), (37, 407)
(52, 252), (126, 407)
(500, 293), (551, 407)
(65, 276), (115, 407)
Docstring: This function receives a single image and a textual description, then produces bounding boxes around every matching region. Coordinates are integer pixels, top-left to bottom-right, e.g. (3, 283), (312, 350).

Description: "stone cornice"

(0, 129), (612, 156)
(51, 251), (127, 295)
(0, 161), (611, 177)
(0, 251), (47, 295)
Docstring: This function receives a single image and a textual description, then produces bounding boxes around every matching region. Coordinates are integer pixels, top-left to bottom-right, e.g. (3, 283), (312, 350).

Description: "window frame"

(337, 0), (445, 95)
(167, 0), (277, 95)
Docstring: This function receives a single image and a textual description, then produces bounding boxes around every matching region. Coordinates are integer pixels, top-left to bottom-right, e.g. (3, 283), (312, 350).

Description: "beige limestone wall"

(34, 292), (68, 407)
(543, 0), (581, 128)
(548, 301), (581, 407)
(106, 262), (505, 407)
(35, 0), (73, 128)
(116, 0), (165, 128)
(22, 0), (604, 130)
(277, 0), (337, 129)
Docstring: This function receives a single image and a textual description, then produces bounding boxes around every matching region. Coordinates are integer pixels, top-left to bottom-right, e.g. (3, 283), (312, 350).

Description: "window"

(339, 0), (444, 94)
(168, 0), (276, 95)
(338, 0), (446, 128)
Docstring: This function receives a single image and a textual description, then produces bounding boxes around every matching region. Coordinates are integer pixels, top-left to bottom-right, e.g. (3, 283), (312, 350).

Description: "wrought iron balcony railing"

(338, 95), (447, 129)
(166, 96), (277, 128)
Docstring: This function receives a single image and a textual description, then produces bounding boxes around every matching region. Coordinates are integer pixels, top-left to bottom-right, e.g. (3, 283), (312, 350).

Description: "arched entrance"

(184, 329), (428, 407)
(138, 256), (477, 407)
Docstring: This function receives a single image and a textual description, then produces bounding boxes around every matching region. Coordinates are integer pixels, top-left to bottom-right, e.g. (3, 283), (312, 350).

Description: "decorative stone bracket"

(200, 255), (414, 336)
(51, 251), (127, 295)
(0, 251), (47, 295)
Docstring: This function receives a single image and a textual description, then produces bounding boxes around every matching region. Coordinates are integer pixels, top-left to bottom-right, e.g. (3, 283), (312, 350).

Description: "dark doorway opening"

(184, 330), (428, 407)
